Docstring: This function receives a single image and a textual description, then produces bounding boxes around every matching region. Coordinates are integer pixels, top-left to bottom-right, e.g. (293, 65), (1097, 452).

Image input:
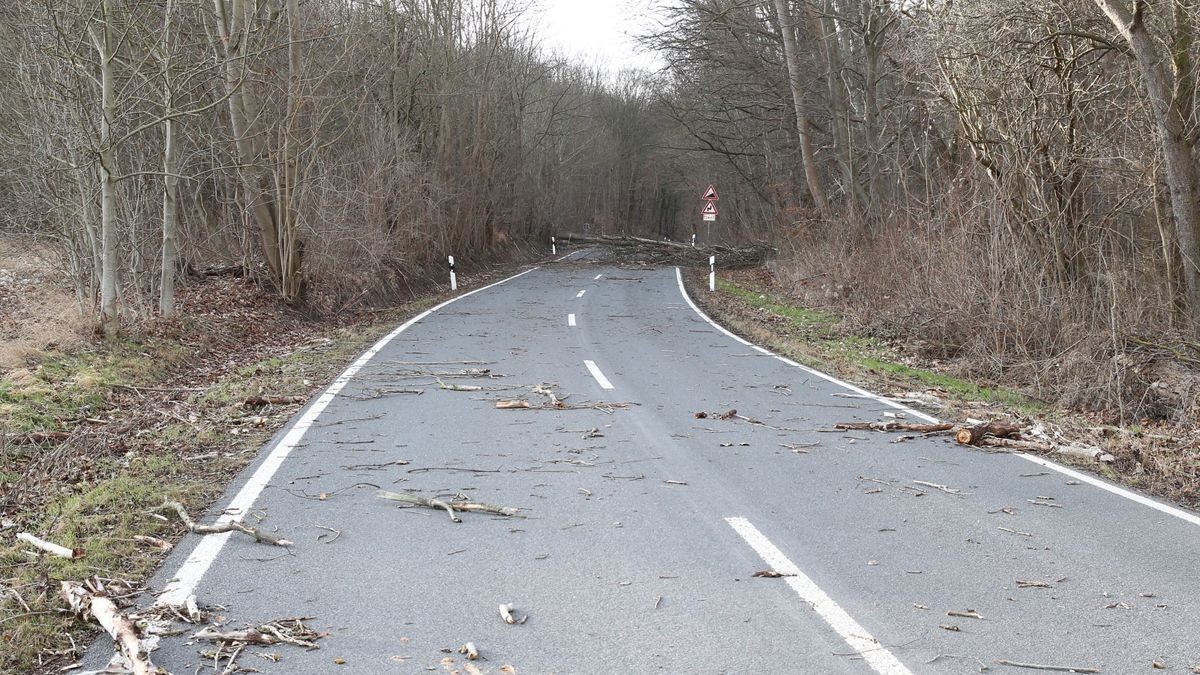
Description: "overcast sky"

(528, 0), (665, 72)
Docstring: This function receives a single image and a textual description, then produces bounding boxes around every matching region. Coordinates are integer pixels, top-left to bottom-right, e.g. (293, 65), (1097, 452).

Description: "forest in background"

(2, 0), (1199, 419)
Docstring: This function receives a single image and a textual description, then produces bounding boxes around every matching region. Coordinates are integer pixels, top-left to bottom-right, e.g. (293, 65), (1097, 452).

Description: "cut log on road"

(955, 422), (1023, 446)
(558, 232), (775, 268)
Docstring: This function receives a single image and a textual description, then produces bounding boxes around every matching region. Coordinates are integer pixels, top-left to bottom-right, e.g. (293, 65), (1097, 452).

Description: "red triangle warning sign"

(702, 184), (719, 201)
(702, 200), (718, 215)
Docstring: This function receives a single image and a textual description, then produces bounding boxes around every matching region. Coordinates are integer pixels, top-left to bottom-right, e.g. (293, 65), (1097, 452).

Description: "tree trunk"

(213, 0), (288, 296)
(773, 0), (829, 214)
(91, 0), (119, 337)
(1094, 0), (1200, 324)
(159, 0), (180, 318)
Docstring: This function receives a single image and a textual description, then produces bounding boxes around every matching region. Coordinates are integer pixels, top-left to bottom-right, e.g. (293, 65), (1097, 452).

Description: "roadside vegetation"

(0, 262), (516, 672)
(689, 267), (1200, 513)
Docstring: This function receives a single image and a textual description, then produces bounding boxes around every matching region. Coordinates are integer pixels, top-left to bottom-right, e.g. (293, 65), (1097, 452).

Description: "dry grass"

(769, 217), (1199, 425)
(0, 236), (87, 371)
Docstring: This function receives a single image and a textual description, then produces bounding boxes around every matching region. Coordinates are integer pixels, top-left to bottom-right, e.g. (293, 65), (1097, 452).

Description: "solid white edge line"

(673, 267), (937, 423)
(576, 289), (586, 298)
(156, 265), (541, 606)
(583, 359), (614, 390)
(725, 517), (912, 675)
(1016, 453), (1200, 527)
(677, 267), (1200, 529)
(568, 313), (576, 327)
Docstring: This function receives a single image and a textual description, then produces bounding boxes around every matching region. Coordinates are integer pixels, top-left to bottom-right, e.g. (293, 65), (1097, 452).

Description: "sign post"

(448, 255), (457, 291)
(701, 184), (719, 244)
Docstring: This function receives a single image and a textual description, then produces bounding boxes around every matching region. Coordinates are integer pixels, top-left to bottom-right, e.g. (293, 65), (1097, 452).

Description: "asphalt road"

(84, 250), (1200, 674)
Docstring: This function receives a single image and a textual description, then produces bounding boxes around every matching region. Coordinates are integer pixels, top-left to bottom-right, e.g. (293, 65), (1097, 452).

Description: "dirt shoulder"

(0, 257), (537, 673)
(683, 267), (1200, 512)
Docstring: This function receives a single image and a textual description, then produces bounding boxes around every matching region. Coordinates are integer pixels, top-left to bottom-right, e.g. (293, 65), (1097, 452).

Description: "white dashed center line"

(594, 274), (603, 280)
(725, 517), (913, 675)
(583, 360), (614, 390)
(576, 290), (586, 298)
(568, 313), (576, 327)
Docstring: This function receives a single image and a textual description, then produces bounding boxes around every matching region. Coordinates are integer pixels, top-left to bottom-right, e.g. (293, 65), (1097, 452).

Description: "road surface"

(85, 250), (1200, 673)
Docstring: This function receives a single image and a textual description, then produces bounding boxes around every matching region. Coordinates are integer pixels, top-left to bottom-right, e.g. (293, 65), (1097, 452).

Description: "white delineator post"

(691, 233), (696, 247)
(448, 255), (457, 291)
(551, 236), (557, 255)
(709, 255), (716, 291)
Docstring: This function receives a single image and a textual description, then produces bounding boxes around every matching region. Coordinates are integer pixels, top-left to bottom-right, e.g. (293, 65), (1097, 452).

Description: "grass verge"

(710, 275), (1039, 414)
(686, 268), (1200, 511)
(0, 269), (497, 673)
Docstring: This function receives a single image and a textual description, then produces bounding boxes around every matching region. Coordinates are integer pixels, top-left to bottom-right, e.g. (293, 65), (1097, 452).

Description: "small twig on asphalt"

(458, 642), (479, 660)
(314, 525), (341, 544)
(499, 603), (526, 625)
(162, 500), (292, 546)
(994, 659), (1099, 673)
(913, 480), (969, 495)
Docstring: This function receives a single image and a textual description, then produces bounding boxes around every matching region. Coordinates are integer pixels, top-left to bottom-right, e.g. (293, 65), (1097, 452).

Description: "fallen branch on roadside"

(61, 580), (155, 675)
(913, 480), (969, 496)
(194, 617), (323, 650)
(377, 490), (520, 521)
(161, 500), (293, 546)
(17, 532), (80, 559)
(438, 378), (483, 392)
(558, 232), (775, 267)
(3, 431), (72, 445)
(994, 659), (1099, 673)
(499, 603), (527, 625)
(834, 421), (954, 433)
(242, 394), (307, 407)
(458, 642), (480, 660)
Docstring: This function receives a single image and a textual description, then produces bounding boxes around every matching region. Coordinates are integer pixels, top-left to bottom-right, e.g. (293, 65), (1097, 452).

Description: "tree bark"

(91, 0), (119, 337)
(159, 0), (180, 318)
(1093, 0), (1200, 324)
(773, 0), (829, 214)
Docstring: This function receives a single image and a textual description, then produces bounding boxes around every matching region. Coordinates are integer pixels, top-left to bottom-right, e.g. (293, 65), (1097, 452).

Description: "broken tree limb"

(994, 659), (1099, 673)
(242, 395), (306, 407)
(495, 399), (531, 409)
(376, 490), (519, 520)
(437, 378), (482, 392)
(458, 642), (480, 660)
(161, 500), (293, 546)
(3, 431), (70, 445)
(61, 581), (154, 675)
(913, 480), (968, 495)
(18, 532), (79, 558)
(955, 422), (1023, 445)
(499, 603), (527, 625)
(377, 491), (460, 522)
(558, 232), (776, 268)
(834, 421), (955, 433)
(974, 437), (1055, 453)
(194, 617), (322, 649)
